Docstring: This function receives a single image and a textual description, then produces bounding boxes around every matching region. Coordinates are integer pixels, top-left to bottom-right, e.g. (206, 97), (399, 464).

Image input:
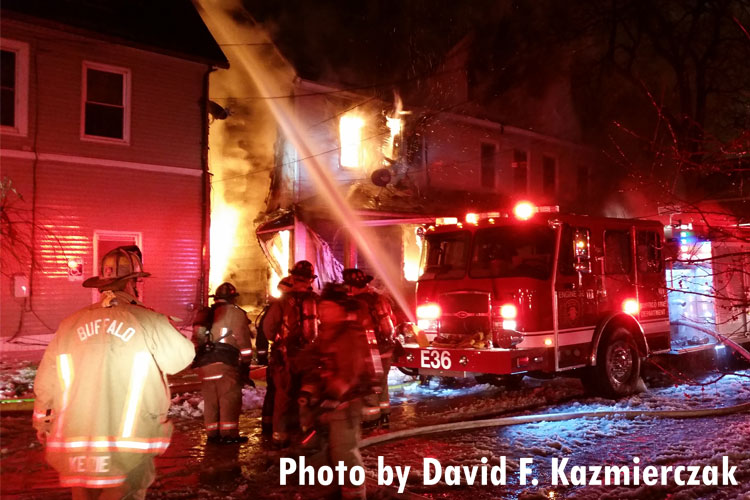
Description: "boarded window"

(604, 230), (632, 274)
(480, 142), (496, 189)
(512, 149), (528, 194)
(1, 50), (16, 127)
(543, 155), (556, 196)
(83, 65), (128, 140)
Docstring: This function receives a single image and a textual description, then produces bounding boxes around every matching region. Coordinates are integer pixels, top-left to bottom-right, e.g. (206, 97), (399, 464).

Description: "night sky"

(242, 0), (750, 204)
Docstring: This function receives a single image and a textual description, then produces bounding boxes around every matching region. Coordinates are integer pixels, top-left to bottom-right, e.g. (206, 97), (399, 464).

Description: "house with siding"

(0, 1), (227, 356)
(253, 73), (606, 314)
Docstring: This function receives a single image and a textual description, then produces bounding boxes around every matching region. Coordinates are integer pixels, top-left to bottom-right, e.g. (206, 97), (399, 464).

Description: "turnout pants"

(261, 367), (275, 431)
(201, 368), (242, 438)
(327, 399), (366, 500)
(270, 363), (300, 443)
(362, 353), (392, 422)
(71, 457), (155, 500)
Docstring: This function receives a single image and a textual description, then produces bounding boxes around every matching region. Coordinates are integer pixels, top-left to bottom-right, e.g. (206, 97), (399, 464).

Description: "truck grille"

(438, 291), (491, 335)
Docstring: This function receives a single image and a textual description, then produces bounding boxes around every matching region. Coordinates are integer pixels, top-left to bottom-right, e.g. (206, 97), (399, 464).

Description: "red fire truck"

(394, 202), (737, 397)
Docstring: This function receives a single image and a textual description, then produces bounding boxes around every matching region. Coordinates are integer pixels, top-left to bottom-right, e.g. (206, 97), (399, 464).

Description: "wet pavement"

(3, 368), (748, 499)
(0, 375), (584, 499)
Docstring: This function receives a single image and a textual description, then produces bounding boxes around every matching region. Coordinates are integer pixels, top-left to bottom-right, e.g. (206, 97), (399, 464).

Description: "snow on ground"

(2, 354), (749, 499)
(168, 385), (267, 419)
(0, 360), (37, 399)
(363, 366), (750, 500)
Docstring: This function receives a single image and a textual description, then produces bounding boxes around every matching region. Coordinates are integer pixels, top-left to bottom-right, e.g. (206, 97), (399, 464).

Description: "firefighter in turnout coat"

(32, 246), (195, 500)
(315, 283), (379, 500)
(343, 268), (397, 427)
(256, 276), (294, 435)
(262, 260), (318, 447)
(192, 282), (254, 444)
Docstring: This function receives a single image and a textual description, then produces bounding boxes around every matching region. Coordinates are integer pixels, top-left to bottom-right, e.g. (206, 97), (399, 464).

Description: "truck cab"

(395, 203), (673, 397)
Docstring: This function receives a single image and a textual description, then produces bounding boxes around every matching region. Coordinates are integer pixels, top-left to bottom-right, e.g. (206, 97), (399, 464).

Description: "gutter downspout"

(200, 67), (215, 307)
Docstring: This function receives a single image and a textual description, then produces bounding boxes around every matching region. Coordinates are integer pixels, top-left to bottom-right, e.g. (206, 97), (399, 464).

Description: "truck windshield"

(419, 231), (470, 280)
(469, 226), (556, 279)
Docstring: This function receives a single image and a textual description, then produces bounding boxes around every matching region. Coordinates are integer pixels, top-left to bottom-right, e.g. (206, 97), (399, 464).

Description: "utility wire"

(209, 66), (463, 101)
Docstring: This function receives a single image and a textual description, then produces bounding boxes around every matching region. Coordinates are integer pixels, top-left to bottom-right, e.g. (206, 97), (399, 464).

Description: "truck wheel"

(592, 328), (641, 398)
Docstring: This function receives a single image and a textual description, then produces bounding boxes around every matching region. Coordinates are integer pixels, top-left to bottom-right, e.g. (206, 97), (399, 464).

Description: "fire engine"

(394, 202), (749, 397)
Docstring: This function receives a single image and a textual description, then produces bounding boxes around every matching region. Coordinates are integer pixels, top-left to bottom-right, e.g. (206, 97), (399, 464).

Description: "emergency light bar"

(434, 203), (559, 226)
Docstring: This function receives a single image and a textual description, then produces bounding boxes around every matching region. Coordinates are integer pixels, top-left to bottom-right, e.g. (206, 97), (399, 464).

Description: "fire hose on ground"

(360, 401), (750, 499)
(360, 401), (750, 449)
(363, 336), (750, 449)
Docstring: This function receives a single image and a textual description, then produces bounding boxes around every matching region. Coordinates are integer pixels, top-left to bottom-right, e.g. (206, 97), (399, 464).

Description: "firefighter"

(192, 282), (254, 444)
(262, 260), (319, 448)
(256, 276), (293, 436)
(343, 268), (397, 428)
(32, 245), (195, 500)
(314, 283), (377, 500)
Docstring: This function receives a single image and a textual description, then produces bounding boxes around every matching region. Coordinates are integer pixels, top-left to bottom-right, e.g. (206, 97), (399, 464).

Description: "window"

(604, 230), (632, 275)
(559, 225), (591, 275)
(512, 149), (528, 194)
(419, 231), (470, 280)
(542, 155), (556, 196)
(0, 38), (29, 136)
(480, 142), (496, 189)
(339, 114), (363, 168)
(469, 226), (555, 280)
(82, 62), (130, 142)
(577, 165), (589, 197)
(636, 230), (662, 274)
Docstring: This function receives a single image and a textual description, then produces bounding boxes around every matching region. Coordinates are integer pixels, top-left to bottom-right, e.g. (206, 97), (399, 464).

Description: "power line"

(211, 98), (474, 184)
(209, 66), (463, 101)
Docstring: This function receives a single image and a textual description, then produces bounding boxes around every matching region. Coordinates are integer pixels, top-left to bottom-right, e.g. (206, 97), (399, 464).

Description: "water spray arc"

(198, 1), (415, 321)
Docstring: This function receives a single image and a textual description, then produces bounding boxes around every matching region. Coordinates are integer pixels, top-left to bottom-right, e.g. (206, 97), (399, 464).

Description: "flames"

(339, 114), (365, 168)
(268, 229), (290, 298)
(402, 225), (423, 281)
(383, 92), (406, 164)
(339, 92), (407, 170)
(208, 198), (239, 294)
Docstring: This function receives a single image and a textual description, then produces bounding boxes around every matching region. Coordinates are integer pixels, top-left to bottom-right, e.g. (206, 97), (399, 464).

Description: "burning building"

(196, 6), (610, 315)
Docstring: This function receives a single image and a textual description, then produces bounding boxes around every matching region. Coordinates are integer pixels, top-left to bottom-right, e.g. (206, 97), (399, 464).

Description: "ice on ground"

(0, 361), (37, 399)
(167, 385), (267, 418)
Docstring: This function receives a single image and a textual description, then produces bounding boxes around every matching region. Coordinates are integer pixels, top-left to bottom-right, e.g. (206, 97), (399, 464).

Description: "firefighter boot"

(261, 421), (273, 435)
(379, 413), (390, 428)
(221, 435), (249, 444)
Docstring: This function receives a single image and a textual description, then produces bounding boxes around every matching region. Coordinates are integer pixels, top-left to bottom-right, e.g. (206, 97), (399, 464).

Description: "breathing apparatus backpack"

(191, 303), (240, 368)
(279, 291), (318, 354)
